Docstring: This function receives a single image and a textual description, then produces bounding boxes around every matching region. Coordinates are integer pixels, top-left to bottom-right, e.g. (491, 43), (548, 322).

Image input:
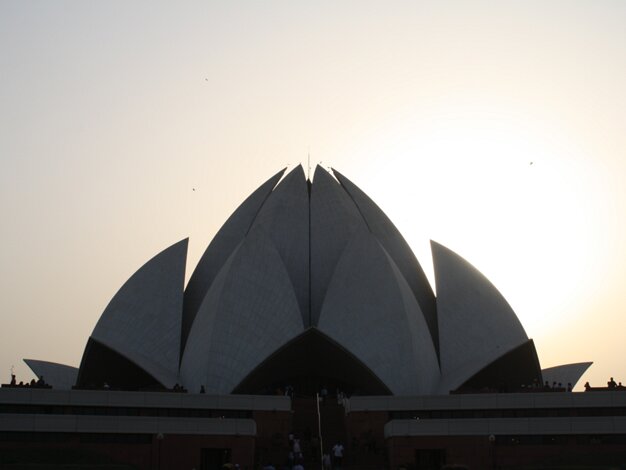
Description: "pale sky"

(1, 1), (625, 390)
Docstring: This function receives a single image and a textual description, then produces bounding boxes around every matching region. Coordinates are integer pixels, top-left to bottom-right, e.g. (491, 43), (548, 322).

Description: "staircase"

(318, 397), (347, 460)
(291, 395), (387, 469)
(291, 396), (323, 465)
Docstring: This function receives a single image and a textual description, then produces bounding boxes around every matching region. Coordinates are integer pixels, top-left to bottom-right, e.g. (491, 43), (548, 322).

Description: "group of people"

(6, 374), (50, 389)
(262, 433), (344, 470)
(268, 384), (348, 403)
(584, 377), (625, 391)
(171, 383), (188, 393)
(517, 378), (573, 392)
(607, 377), (624, 389)
(319, 386), (347, 404)
(539, 380), (573, 392)
(456, 379), (575, 395)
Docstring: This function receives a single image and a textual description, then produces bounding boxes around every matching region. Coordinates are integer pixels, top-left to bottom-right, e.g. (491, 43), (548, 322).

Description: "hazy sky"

(2, 1), (625, 390)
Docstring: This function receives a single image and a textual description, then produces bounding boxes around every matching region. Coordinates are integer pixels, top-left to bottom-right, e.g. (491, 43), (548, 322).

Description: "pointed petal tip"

(284, 164), (306, 178)
(430, 240), (452, 255)
(168, 238), (190, 255)
(265, 167), (288, 189)
(314, 163), (329, 173)
(313, 164), (334, 180)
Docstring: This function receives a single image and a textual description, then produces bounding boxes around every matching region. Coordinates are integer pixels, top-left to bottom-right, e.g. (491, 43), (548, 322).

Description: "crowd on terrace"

(454, 377), (626, 394)
(260, 430), (344, 470)
(584, 377), (625, 391)
(3, 374), (51, 389)
(3, 373), (626, 395)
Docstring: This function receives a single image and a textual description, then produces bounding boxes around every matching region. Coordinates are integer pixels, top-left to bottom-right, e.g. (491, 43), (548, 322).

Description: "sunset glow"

(2, 1), (626, 390)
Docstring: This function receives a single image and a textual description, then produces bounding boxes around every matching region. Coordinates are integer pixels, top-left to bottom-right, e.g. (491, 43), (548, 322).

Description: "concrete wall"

(0, 388), (291, 411)
(349, 390), (626, 412)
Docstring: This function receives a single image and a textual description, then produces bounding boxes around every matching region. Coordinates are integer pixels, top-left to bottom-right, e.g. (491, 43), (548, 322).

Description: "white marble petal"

(542, 362), (593, 388)
(319, 231), (439, 395)
(91, 238), (188, 388)
(432, 240), (529, 392)
(310, 165), (366, 326)
(182, 169), (285, 352)
(249, 165), (310, 326)
(333, 168), (439, 355)
(181, 228), (304, 394)
(23, 359), (78, 390)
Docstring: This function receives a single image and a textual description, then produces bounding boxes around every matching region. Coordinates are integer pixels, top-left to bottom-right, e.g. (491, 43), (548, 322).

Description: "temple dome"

(73, 165), (542, 395)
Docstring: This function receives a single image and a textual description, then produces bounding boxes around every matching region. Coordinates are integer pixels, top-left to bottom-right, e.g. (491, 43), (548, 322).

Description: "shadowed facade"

(232, 328), (392, 396)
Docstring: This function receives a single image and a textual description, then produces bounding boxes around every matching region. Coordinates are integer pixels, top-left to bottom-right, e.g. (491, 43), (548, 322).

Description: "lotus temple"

(2, 166), (624, 470)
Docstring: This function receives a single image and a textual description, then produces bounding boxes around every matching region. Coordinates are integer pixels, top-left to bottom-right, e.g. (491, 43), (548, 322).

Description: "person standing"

(332, 441), (344, 468)
(322, 453), (331, 470)
(293, 438), (302, 461)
